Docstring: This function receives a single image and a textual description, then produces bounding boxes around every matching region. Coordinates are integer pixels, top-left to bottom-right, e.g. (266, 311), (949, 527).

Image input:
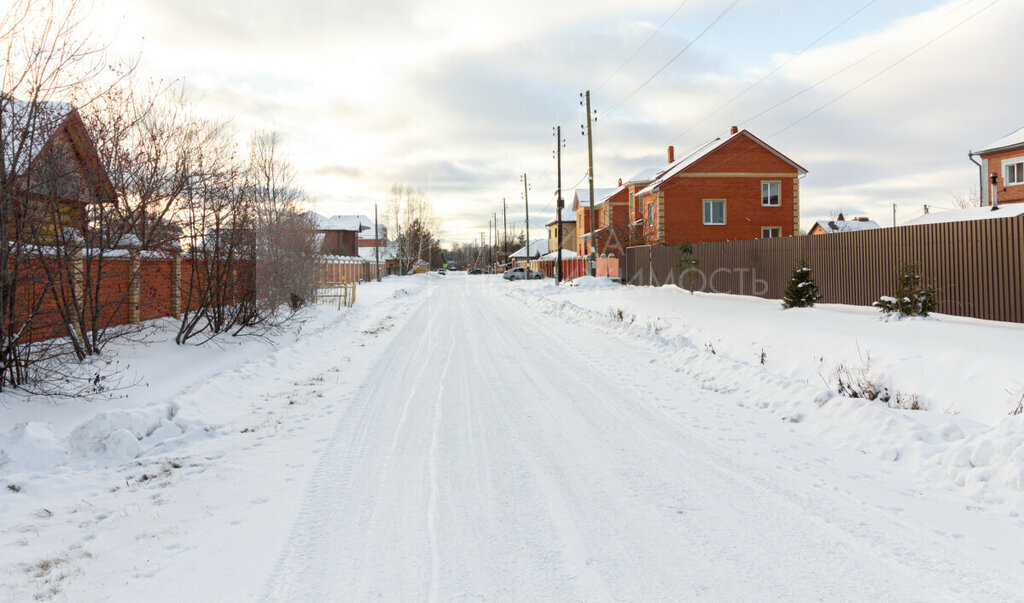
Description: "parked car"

(436, 269), (446, 275)
(503, 267), (543, 281)
(469, 268), (486, 275)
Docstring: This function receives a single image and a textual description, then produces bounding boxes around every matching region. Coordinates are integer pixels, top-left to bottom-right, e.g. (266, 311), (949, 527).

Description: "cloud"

(87, 0), (1024, 242)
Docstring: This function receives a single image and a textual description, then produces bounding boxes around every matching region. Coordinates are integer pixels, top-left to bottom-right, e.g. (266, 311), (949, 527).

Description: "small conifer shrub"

(782, 260), (821, 308)
(873, 263), (936, 318)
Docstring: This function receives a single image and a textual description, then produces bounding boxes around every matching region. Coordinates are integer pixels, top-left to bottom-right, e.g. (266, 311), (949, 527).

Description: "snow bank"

(0, 422), (67, 474)
(507, 282), (1024, 509)
(67, 403), (203, 466)
(0, 403), (208, 476)
(568, 276), (617, 290)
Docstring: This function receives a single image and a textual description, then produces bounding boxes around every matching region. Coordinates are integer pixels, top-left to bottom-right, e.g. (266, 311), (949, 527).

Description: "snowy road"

(262, 275), (1024, 601)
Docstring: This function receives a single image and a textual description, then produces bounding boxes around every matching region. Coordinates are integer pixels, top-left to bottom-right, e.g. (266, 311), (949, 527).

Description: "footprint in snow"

(251, 497), (269, 505)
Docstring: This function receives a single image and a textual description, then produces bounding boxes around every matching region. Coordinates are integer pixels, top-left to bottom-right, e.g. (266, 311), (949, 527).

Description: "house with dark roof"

(972, 127), (1024, 206)
(634, 127), (806, 245)
(1, 97), (116, 243)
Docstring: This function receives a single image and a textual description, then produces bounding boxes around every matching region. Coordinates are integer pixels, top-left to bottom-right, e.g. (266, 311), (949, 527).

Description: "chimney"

(618, 177), (622, 186)
(730, 125), (739, 135)
(667, 145), (675, 164)
(857, 217), (868, 221)
(837, 212), (845, 221)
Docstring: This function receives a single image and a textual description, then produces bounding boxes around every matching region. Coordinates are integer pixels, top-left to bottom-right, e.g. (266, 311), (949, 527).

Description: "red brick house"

(973, 127), (1024, 206)
(581, 186), (631, 256)
(634, 127), (806, 245)
(1, 98), (117, 243)
(572, 187), (617, 255)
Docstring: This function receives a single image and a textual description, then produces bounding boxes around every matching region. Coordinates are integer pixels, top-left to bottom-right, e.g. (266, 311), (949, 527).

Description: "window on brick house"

(761, 181), (780, 206)
(761, 226), (781, 238)
(1006, 160), (1024, 185)
(703, 199), (725, 225)
(646, 203), (653, 226)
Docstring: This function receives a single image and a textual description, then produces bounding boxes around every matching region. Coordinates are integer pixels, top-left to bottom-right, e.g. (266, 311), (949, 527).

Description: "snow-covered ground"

(2, 272), (1023, 600)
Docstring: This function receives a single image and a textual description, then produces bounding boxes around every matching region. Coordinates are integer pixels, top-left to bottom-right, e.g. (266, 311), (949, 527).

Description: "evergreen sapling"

(782, 260), (821, 308)
(873, 263), (936, 318)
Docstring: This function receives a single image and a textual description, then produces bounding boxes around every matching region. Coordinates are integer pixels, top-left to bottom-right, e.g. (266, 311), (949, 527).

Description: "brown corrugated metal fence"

(621, 215), (1024, 323)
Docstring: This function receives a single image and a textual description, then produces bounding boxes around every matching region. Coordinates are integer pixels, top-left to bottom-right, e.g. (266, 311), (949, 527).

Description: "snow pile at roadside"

(67, 403), (208, 467)
(507, 281), (1024, 509)
(0, 422), (67, 473)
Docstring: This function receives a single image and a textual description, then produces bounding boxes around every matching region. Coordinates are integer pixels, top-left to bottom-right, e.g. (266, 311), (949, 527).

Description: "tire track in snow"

(427, 321), (457, 602)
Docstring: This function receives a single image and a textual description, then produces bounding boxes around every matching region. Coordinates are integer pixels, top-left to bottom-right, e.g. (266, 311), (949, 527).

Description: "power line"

(594, 0), (694, 93)
(609, 0), (979, 181)
(604, 0), (741, 117)
(771, 0), (1002, 137)
(670, 0), (880, 144)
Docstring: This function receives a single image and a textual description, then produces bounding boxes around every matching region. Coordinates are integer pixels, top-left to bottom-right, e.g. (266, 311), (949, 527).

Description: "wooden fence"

(622, 214), (1024, 323)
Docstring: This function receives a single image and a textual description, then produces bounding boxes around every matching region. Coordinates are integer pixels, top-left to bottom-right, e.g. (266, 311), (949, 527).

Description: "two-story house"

(308, 212), (372, 256)
(634, 127), (806, 245)
(572, 187), (617, 255)
(973, 127), (1024, 206)
(1, 97), (117, 243)
(545, 207), (576, 255)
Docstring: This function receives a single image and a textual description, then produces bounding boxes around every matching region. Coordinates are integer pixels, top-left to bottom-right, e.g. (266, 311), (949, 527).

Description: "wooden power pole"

(583, 90), (596, 277)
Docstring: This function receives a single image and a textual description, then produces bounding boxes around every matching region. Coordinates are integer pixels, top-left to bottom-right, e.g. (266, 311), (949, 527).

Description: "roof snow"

(509, 239), (550, 258)
(1, 98), (76, 176)
(308, 212), (373, 232)
(624, 163), (665, 185)
(813, 219), (881, 234)
(636, 130), (807, 197)
(545, 207), (575, 225)
(358, 243), (397, 261)
(573, 187), (618, 211)
(902, 204), (1024, 227)
(539, 249), (578, 261)
(976, 126), (1024, 155)
(358, 222), (387, 240)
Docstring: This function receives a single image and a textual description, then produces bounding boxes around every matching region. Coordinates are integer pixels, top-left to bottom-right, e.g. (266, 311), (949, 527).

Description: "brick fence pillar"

(171, 254), (181, 318)
(128, 249), (140, 325)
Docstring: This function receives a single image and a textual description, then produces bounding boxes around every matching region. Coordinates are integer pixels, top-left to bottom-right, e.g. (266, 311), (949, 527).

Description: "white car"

(503, 267), (544, 281)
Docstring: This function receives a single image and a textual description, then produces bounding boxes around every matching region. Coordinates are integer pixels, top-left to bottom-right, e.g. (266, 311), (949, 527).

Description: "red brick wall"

(641, 133), (800, 245)
(981, 147), (1024, 205)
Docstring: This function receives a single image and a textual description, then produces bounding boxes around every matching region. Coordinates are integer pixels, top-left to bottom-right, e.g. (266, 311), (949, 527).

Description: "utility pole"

(488, 218), (492, 271)
(582, 90), (597, 276)
(493, 212), (498, 272)
(522, 173), (531, 271)
(374, 203), (381, 281)
(892, 203), (896, 228)
(502, 198), (508, 267)
(554, 125), (565, 285)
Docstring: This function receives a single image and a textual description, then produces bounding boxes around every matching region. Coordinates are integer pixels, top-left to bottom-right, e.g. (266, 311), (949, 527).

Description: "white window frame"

(761, 226), (781, 238)
(761, 181), (781, 206)
(703, 199), (726, 225)
(646, 203), (654, 227)
(1005, 157), (1024, 186)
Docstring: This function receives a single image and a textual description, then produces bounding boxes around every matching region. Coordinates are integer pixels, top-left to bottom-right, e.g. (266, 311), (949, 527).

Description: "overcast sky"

(91, 0), (1023, 243)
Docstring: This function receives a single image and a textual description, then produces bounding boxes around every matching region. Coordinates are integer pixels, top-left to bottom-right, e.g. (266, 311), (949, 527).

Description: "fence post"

(171, 253), (181, 319)
(128, 249), (140, 325)
(70, 248), (86, 341)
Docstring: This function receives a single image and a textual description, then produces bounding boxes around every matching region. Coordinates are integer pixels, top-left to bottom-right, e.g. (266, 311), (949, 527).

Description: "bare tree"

(247, 130), (317, 312)
(952, 191), (981, 209)
(0, 0), (115, 388)
(386, 183), (441, 272)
